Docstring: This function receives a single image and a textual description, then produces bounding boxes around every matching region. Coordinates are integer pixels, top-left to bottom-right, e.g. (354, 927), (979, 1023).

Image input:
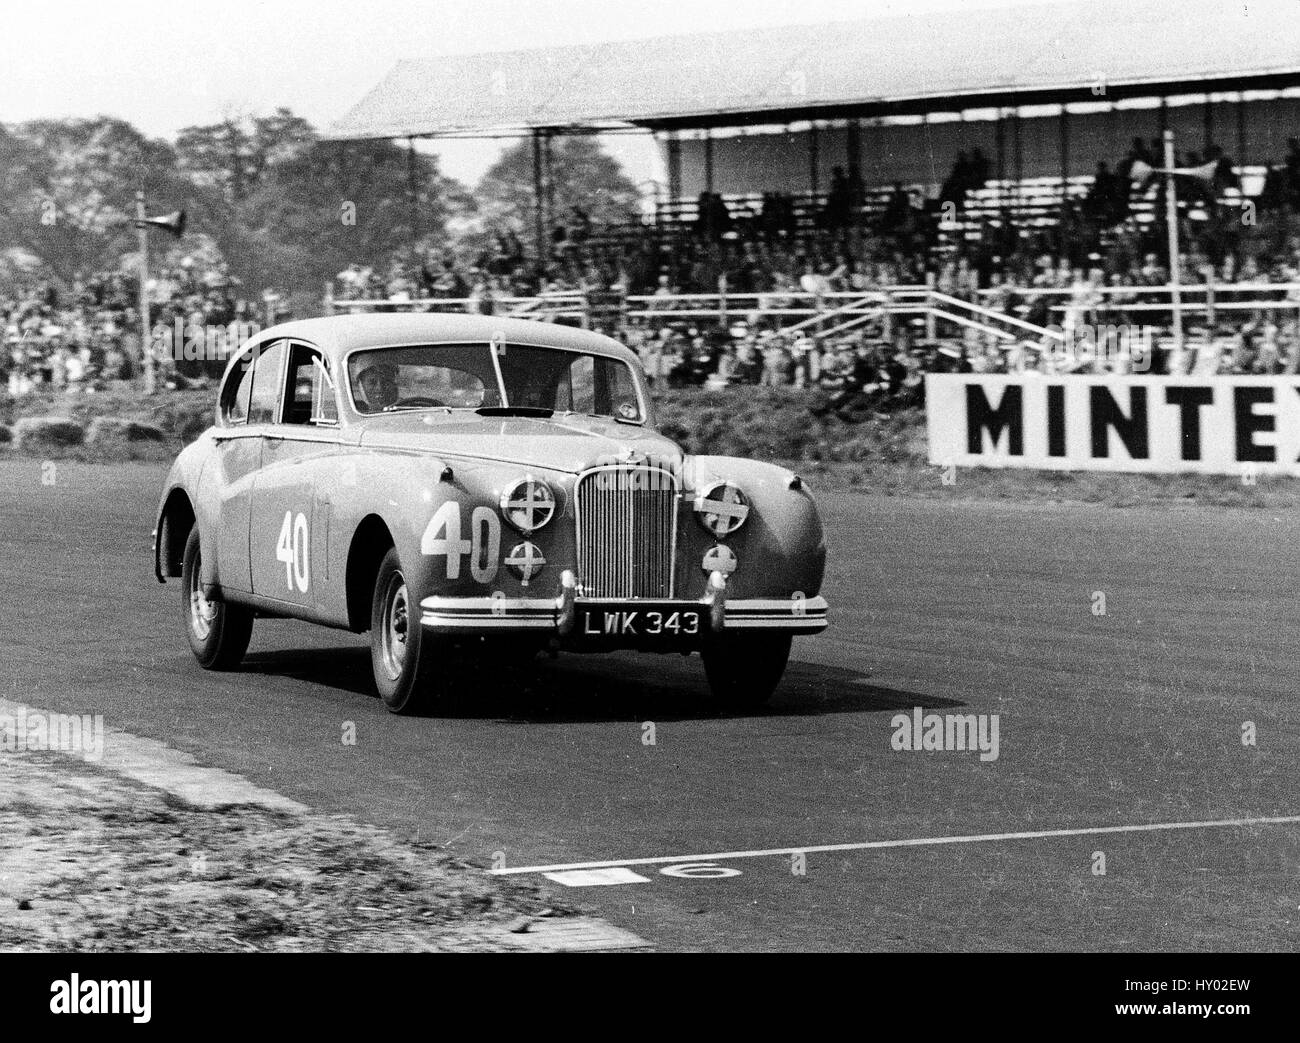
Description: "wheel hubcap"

(380, 573), (410, 679)
(189, 549), (216, 640)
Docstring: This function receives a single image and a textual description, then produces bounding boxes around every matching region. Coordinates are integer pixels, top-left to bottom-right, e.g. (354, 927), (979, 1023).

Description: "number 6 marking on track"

(276, 510), (310, 593)
(660, 863), (742, 879)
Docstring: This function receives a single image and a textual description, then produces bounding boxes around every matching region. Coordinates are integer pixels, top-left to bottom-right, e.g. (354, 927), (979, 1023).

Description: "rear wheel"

(182, 527), (254, 669)
(370, 548), (441, 714)
(702, 633), (792, 710)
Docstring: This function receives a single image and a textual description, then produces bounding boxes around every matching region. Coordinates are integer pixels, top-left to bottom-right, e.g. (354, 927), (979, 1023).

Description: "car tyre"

(370, 548), (440, 714)
(702, 633), (792, 710)
(182, 527), (254, 669)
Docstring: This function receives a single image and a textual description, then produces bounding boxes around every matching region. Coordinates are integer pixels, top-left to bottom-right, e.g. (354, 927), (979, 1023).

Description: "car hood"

(355, 411), (684, 475)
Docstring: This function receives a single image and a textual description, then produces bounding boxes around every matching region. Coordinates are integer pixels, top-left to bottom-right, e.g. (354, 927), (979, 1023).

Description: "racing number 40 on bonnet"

(152, 314), (828, 713)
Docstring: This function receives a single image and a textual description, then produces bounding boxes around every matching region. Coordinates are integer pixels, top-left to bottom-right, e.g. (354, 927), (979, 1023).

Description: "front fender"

(153, 439), (211, 582)
(328, 451), (572, 608)
(686, 455), (826, 600)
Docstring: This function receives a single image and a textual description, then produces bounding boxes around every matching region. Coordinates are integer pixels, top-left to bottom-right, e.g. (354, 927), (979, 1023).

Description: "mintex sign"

(926, 374), (1300, 475)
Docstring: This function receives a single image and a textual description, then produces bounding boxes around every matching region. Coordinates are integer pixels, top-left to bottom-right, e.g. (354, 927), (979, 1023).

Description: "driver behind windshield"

(354, 360), (399, 412)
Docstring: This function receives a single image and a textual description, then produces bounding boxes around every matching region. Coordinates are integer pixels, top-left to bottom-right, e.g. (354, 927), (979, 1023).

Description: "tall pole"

(136, 189), (154, 395)
(407, 137), (420, 267)
(531, 129), (546, 281)
(1163, 129), (1184, 356)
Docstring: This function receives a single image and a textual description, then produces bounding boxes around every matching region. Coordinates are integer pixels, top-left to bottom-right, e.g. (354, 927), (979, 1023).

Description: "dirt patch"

(0, 752), (618, 952)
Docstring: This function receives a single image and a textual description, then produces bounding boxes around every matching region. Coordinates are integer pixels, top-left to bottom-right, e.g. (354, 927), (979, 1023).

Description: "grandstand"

(329, 0), (1300, 248)
(319, 0), (1300, 375)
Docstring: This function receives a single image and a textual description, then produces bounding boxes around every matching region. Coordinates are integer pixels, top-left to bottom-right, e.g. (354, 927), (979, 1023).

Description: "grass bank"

(2, 385), (1294, 508)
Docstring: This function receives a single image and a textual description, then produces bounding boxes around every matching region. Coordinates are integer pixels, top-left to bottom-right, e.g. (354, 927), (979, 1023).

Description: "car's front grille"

(574, 466), (677, 598)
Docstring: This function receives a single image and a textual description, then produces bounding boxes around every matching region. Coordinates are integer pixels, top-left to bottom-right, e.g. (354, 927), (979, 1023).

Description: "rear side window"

(247, 340), (287, 425)
(221, 354), (256, 424)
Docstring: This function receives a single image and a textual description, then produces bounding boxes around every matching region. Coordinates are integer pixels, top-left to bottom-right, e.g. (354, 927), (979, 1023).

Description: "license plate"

(577, 604), (704, 639)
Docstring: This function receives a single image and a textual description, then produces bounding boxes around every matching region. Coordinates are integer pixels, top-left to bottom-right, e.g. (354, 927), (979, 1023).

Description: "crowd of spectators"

(2, 260), (276, 396)
(11, 140), (1300, 405)
(326, 134), (1300, 410)
(332, 138), (1300, 310)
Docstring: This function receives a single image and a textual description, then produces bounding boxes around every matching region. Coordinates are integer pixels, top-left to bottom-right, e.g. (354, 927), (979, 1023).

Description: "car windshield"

(347, 342), (643, 422)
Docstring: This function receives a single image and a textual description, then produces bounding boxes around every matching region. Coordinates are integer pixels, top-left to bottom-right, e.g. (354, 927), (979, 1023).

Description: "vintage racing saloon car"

(153, 314), (828, 712)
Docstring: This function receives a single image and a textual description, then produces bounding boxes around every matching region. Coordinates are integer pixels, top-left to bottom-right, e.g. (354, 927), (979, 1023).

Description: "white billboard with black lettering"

(926, 374), (1300, 475)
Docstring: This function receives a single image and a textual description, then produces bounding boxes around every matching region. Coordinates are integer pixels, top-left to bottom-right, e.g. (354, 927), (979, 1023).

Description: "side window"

(283, 343), (337, 425)
(247, 340), (286, 425)
(568, 356), (595, 414)
(221, 350), (256, 424)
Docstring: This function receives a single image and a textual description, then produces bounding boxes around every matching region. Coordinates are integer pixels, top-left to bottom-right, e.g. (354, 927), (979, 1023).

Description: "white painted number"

(469, 506), (501, 583)
(276, 511), (310, 593)
(422, 501), (500, 583)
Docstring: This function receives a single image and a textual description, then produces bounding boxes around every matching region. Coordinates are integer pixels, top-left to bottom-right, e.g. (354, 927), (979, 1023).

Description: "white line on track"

(491, 814), (1300, 875)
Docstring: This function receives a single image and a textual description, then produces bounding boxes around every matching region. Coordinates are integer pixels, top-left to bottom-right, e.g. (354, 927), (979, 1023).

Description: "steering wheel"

(393, 395), (446, 408)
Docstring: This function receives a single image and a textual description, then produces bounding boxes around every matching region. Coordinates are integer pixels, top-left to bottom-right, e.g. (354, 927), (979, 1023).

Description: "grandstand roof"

(327, 0), (1300, 140)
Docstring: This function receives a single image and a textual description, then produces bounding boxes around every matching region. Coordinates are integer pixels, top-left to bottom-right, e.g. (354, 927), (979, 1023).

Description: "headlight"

(500, 475), (556, 535)
(693, 480), (749, 538)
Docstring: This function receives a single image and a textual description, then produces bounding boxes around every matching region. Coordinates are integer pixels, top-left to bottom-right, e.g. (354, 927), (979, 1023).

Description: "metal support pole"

(1012, 107), (1023, 219)
(543, 133), (556, 232)
(531, 130), (546, 278)
(704, 130), (714, 195)
(847, 117), (863, 242)
(407, 137), (421, 266)
(995, 111), (1007, 227)
(665, 131), (682, 202)
(1059, 104), (1070, 206)
(1236, 92), (1247, 168)
(1163, 129), (1184, 356)
(136, 190), (154, 395)
(809, 121), (820, 196)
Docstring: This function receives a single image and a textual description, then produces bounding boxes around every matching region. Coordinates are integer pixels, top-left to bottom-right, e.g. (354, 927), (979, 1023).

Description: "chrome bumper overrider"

(419, 570), (828, 635)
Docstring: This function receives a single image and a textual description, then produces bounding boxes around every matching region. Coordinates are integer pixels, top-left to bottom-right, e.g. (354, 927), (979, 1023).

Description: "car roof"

(242, 313), (639, 366)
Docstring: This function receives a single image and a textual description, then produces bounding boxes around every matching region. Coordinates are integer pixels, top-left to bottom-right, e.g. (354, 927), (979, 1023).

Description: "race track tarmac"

(2, 460), (1297, 951)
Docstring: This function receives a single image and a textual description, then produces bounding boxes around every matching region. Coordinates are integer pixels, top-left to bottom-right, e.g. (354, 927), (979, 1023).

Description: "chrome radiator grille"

(574, 466), (677, 598)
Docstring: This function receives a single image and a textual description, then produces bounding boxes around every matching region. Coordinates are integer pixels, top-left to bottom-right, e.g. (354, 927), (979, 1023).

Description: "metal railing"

(324, 280), (1300, 345)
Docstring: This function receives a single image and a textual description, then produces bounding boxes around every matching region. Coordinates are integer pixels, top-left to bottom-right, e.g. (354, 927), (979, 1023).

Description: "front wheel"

(702, 633), (793, 710)
(370, 548), (442, 714)
(182, 527), (254, 669)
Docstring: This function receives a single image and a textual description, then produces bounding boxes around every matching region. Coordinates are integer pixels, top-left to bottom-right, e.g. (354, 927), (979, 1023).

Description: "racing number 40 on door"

(276, 511), (310, 593)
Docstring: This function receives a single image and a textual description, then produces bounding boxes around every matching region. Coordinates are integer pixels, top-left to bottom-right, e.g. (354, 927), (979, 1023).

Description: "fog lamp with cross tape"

(702, 543), (738, 576)
(500, 475), (556, 535)
(693, 480), (749, 538)
(505, 542), (546, 586)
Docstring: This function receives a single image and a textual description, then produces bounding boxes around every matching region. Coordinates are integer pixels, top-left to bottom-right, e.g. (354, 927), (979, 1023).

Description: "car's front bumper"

(419, 570), (828, 637)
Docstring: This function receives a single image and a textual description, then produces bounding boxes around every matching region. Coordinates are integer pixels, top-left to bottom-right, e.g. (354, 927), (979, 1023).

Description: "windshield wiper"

(475, 405), (555, 418)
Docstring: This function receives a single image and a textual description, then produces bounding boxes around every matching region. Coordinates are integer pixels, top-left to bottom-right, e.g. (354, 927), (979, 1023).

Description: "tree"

(3, 117), (198, 280)
(230, 137), (472, 294)
(475, 135), (639, 237)
(176, 108), (316, 201)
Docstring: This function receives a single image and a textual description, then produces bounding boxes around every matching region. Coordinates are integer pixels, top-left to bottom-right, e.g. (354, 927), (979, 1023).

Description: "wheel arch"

(156, 488), (197, 582)
(345, 513), (396, 632)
